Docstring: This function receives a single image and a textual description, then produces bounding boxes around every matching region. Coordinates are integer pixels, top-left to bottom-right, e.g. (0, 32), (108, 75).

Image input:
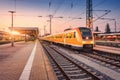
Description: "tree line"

(95, 23), (114, 33)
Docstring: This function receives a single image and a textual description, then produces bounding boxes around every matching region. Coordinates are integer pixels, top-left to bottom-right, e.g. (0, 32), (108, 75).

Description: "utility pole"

(8, 11), (15, 47)
(38, 15), (53, 35)
(44, 25), (46, 35)
(49, 15), (53, 34)
(115, 20), (116, 32)
(38, 15), (81, 34)
(39, 29), (41, 37)
(86, 0), (93, 31)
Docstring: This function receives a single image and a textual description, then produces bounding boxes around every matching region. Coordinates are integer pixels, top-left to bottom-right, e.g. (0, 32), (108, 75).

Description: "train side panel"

(64, 30), (83, 49)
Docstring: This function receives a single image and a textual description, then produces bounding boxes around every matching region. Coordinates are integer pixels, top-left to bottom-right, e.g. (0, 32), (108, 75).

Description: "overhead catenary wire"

(67, 0), (78, 17)
(52, 0), (65, 16)
(93, 10), (111, 22)
(48, 0), (52, 13)
(93, 0), (107, 8)
(0, 0), (118, 32)
(58, 0), (85, 27)
(14, 0), (17, 12)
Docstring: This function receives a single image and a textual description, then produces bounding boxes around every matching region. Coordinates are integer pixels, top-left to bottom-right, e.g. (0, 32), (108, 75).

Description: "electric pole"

(49, 15), (53, 34)
(44, 25), (46, 35)
(86, 0), (93, 31)
(8, 11), (15, 47)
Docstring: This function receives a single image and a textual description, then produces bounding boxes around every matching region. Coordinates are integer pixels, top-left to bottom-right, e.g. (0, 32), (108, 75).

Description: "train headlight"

(82, 41), (86, 44)
(90, 41), (94, 44)
(86, 36), (89, 40)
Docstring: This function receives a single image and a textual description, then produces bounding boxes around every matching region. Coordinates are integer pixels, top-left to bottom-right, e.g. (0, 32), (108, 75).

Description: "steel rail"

(82, 52), (120, 68)
(51, 47), (101, 80)
(43, 45), (71, 80)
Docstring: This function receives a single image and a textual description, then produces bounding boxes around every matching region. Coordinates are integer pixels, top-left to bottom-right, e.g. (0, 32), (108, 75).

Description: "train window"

(65, 33), (72, 38)
(68, 33), (72, 38)
(66, 34), (69, 38)
(74, 32), (76, 38)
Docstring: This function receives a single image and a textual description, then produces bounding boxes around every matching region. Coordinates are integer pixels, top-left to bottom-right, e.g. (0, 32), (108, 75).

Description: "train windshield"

(79, 28), (92, 39)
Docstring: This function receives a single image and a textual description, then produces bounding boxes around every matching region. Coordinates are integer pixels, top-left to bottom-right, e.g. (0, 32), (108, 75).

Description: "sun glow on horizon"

(11, 31), (20, 35)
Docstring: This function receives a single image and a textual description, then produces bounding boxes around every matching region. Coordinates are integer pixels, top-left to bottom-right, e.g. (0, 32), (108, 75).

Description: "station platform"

(0, 40), (57, 80)
(94, 45), (120, 54)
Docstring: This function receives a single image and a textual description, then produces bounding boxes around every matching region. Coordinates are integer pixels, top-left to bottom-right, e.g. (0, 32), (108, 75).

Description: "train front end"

(79, 27), (94, 49)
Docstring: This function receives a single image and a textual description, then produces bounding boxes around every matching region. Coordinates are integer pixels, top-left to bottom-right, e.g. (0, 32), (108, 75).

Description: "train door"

(64, 33), (66, 45)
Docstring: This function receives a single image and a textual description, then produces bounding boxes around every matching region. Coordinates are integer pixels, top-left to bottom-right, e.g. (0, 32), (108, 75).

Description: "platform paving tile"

(29, 41), (57, 80)
(0, 41), (35, 80)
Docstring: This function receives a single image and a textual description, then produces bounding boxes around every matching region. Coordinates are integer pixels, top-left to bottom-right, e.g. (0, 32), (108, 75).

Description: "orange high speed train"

(42, 27), (94, 50)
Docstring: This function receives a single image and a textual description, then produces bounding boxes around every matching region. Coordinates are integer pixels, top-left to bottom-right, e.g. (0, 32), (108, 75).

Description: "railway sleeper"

(55, 71), (62, 75)
(62, 65), (76, 68)
(64, 68), (80, 71)
(65, 70), (82, 73)
(68, 73), (87, 76)
(60, 63), (73, 66)
(57, 75), (65, 80)
(114, 61), (120, 64)
(74, 77), (92, 80)
(63, 67), (79, 70)
(54, 68), (60, 72)
(66, 71), (84, 75)
(70, 75), (92, 80)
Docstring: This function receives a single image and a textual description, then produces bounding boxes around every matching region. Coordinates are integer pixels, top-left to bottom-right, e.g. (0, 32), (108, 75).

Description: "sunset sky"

(0, 0), (120, 34)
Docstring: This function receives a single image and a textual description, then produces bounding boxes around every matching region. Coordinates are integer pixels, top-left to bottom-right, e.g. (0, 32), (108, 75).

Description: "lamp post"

(8, 11), (15, 47)
(38, 16), (43, 36)
(48, 15), (53, 34)
(114, 19), (116, 32)
(44, 25), (46, 35)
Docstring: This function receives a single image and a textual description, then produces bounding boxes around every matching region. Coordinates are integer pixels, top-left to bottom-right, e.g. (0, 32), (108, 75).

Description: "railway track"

(41, 43), (112, 80)
(93, 49), (120, 59)
(56, 43), (120, 72)
(57, 43), (120, 72)
(81, 50), (120, 72)
(48, 41), (120, 72)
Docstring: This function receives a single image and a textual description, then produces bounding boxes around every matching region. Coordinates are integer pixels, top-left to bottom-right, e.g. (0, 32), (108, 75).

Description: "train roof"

(43, 27), (91, 37)
(64, 28), (72, 32)
(64, 27), (90, 31)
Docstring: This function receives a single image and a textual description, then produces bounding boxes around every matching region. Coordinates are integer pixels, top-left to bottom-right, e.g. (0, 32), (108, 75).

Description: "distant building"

(8, 27), (39, 38)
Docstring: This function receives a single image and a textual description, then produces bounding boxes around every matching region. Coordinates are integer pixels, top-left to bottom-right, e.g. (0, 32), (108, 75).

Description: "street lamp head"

(72, 17), (82, 19)
(38, 16), (42, 17)
(58, 16), (63, 18)
(77, 17), (82, 19)
(100, 18), (105, 20)
(8, 11), (16, 13)
(47, 20), (50, 22)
